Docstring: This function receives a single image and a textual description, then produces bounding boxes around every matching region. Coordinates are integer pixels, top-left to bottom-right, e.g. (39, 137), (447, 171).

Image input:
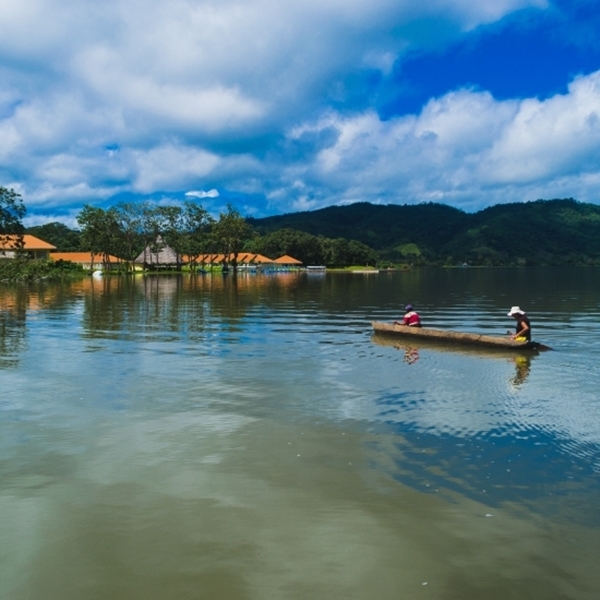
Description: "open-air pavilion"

(273, 255), (303, 269)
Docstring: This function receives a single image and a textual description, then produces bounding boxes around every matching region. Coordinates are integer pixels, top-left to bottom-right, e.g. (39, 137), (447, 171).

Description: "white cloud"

(0, 0), (564, 216)
(186, 189), (219, 198)
(485, 73), (600, 183)
(277, 69), (600, 209)
(131, 145), (220, 193)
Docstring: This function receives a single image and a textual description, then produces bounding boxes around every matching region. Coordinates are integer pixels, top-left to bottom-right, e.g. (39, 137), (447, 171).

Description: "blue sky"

(2, 0), (600, 226)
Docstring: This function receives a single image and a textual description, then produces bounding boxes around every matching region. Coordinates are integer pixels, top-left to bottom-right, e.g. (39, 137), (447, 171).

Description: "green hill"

(248, 198), (600, 265)
(25, 198), (600, 266)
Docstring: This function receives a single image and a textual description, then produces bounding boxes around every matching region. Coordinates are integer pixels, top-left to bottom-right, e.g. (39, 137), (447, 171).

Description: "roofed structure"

(51, 252), (122, 270)
(0, 234), (56, 259)
(195, 253), (274, 266)
(274, 255), (303, 265)
(134, 236), (182, 270)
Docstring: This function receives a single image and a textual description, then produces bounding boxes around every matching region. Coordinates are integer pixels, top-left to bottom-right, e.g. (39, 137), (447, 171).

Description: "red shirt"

(403, 311), (421, 327)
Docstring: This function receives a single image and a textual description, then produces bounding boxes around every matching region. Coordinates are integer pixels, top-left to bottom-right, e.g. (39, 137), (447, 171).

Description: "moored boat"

(372, 322), (551, 351)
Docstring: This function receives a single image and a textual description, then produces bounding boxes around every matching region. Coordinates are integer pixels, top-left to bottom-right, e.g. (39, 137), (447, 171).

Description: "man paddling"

(508, 306), (531, 341)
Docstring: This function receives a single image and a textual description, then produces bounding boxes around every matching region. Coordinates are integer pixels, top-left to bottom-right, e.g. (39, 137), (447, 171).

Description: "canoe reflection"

(372, 332), (537, 385)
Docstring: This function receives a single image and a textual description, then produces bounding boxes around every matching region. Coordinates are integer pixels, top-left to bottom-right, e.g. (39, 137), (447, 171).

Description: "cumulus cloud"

(131, 145), (221, 193)
(186, 189), (220, 198)
(275, 68), (600, 210)
(0, 0), (589, 219)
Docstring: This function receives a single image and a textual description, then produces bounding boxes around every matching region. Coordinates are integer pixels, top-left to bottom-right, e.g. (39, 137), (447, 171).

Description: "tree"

(249, 228), (324, 265)
(111, 203), (147, 270)
(177, 201), (214, 271)
(77, 205), (119, 269)
(212, 204), (252, 271)
(26, 222), (81, 251)
(0, 187), (26, 251)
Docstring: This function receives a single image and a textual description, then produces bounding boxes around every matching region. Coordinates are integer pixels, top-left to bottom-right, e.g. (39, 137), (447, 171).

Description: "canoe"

(372, 332), (543, 359)
(371, 322), (551, 351)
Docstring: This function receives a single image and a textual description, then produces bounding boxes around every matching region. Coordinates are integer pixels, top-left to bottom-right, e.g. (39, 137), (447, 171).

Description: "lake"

(1, 267), (600, 599)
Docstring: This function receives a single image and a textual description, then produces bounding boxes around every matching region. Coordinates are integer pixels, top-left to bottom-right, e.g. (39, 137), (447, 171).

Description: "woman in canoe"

(508, 306), (531, 341)
(395, 304), (422, 328)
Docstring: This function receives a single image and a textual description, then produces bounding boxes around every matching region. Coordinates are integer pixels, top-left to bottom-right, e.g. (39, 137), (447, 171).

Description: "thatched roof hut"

(134, 236), (182, 270)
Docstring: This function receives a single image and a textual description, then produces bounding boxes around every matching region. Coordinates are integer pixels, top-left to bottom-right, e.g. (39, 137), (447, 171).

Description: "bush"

(0, 258), (85, 282)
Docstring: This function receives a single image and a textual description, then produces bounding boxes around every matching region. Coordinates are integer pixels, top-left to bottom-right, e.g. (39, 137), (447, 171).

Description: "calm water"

(1, 268), (600, 599)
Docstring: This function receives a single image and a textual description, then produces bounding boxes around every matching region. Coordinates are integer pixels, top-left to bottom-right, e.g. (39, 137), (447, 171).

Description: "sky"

(2, 0), (600, 226)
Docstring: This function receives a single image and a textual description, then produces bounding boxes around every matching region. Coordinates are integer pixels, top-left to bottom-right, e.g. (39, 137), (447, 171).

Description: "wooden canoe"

(372, 322), (551, 351)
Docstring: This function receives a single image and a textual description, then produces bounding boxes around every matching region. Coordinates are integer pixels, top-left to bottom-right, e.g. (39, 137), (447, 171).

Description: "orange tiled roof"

(274, 254), (302, 264)
(195, 253), (274, 264)
(0, 234), (56, 250)
(237, 253), (274, 264)
(50, 252), (121, 263)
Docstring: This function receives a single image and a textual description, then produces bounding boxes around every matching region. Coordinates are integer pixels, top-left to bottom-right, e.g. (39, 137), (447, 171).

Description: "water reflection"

(376, 417), (600, 521)
(3, 269), (600, 599)
(372, 332), (539, 387)
(80, 272), (310, 342)
(403, 346), (420, 364)
(510, 354), (531, 387)
(0, 286), (41, 368)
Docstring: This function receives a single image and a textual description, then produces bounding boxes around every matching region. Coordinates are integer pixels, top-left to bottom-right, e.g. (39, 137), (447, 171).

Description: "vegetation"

(8, 195), (600, 271)
(71, 201), (377, 269)
(211, 204), (252, 270)
(247, 228), (378, 267)
(0, 257), (84, 282)
(26, 222), (81, 251)
(249, 198), (600, 266)
(248, 202), (465, 263)
(73, 202), (216, 271)
(0, 187), (26, 250)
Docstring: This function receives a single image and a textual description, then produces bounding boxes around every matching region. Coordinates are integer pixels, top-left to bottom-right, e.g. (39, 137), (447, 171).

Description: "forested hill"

(248, 198), (600, 265)
(23, 198), (600, 266)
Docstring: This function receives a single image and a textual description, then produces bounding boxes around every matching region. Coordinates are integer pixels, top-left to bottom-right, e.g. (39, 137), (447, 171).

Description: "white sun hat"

(507, 306), (525, 316)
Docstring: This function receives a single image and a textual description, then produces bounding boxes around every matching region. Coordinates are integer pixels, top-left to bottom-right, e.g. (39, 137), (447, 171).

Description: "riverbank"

(0, 258), (85, 283)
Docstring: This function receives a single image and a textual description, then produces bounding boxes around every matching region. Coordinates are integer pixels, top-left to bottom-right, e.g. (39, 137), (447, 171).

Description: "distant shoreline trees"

(71, 201), (379, 269)
(12, 196), (600, 269)
(0, 187), (26, 251)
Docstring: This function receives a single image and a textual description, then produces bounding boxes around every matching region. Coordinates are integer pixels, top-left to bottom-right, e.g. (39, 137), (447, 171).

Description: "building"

(195, 253), (275, 269)
(134, 236), (182, 270)
(0, 234), (56, 259)
(50, 252), (122, 270)
(274, 255), (303, 269)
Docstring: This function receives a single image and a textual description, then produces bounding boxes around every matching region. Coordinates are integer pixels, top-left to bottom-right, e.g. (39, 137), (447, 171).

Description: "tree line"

(7, 183), (600, 268)
(249, 198), (600, 266)
(2, 187), (377, 269)
(73, 201), (377, 268)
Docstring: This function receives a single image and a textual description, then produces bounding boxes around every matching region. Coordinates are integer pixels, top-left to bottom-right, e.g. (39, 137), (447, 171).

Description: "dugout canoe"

(371, 322), (552, 351)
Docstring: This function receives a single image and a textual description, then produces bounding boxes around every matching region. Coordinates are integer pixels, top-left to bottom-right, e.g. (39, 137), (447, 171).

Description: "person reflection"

(402, 346), (420, 365)
(511, 354), (531, 387)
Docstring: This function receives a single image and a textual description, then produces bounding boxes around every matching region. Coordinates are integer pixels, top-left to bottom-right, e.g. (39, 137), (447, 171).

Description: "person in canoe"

(507, 306), (531, 341)
(394, 304), (422, 328)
